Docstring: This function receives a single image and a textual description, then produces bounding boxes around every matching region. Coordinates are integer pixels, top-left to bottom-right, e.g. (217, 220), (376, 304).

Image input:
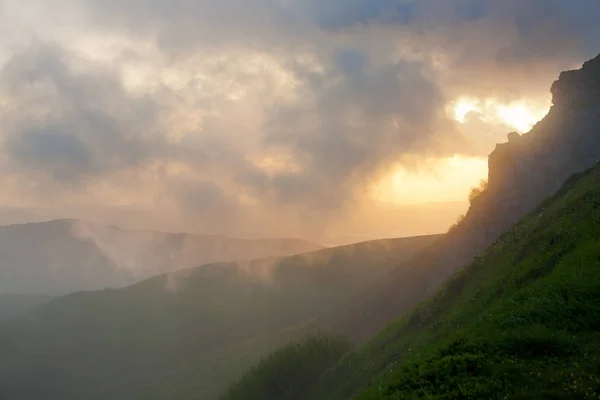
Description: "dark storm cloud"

(0, 42), (164, 184)
(307, 0), (418, 29)
(0, 0), (599, 238)
(58, 0), (309, 54)
(61, 0), (600, 99)
(254, 58), (468, 210)
(0, 41), (249, 229)
(169, 179), (240, 228)
(492, 1), (600, 65)
(295, 0), (600, 101)
(313, 0), (600, 62)
(334, 50), (366, 76)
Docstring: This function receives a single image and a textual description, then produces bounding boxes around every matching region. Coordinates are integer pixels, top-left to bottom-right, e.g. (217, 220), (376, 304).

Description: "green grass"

(230, 163), (600, 399)
(137, 320), (320, 400)
(220, 332), (352, 400)
(315, 164), (600, 399)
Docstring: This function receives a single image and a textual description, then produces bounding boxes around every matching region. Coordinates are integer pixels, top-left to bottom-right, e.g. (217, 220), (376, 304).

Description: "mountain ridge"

(0, 234), (440, 400)
(0, 218), (324, 295)
(320, 52), (600, 344)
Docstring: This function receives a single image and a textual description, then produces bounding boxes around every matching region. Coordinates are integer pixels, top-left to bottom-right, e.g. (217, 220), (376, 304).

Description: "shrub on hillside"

(220, 332), (352, 400)
(447, 180), (488, 233)
(448, 213), (466, 233)
(468, 179), (488, 205)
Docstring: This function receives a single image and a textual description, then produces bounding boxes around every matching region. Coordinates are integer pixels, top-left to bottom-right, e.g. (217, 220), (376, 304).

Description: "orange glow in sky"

(370, 155), (488, 205)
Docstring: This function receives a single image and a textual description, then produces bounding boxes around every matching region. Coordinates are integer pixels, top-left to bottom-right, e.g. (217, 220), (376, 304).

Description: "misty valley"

(1, 3), (600, 400)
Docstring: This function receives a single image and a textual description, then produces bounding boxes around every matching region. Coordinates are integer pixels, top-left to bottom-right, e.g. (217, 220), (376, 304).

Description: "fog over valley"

(1, 1), (600, 400)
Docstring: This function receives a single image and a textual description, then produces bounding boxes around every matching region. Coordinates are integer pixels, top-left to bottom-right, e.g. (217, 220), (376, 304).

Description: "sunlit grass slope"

(232, 163), (600, 400)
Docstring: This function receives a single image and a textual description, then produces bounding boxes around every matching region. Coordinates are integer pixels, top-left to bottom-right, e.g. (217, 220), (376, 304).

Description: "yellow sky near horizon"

(368, 96), (550, 206)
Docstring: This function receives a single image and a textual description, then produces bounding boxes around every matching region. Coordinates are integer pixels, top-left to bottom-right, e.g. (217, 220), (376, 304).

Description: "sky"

(0, 0), (598, 244)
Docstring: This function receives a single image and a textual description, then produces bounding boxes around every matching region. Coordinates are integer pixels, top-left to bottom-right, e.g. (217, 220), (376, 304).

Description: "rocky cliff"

(326, 52), (600, 343)
(468, 52), (600, 255)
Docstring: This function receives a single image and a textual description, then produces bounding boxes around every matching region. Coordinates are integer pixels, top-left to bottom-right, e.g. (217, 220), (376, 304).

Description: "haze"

(0, 0), (599, 244)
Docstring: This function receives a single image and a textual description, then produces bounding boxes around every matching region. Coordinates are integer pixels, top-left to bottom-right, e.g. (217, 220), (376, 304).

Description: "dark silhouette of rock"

(479, 52), (600, 253)
(551, 54), (600, 109)
(449, 52), (600, 279)
(326, 52), (600, 343)
(507, 131), (521, 142)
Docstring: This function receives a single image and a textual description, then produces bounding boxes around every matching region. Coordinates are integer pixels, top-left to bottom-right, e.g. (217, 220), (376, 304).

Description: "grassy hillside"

(232, 162), (600, 399)
(0, 234), (439, 400)
(0, 219), (324, 295)
(317, 210), (494, 344)
(221, 332), (352, 400)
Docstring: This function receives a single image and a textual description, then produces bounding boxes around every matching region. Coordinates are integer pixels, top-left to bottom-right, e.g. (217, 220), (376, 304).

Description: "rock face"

(507, 131), (521, 142)
(398, 51), (600, 293)
(551, 55), (600, 109)
(475, 52), (600, 253)
(322, 53), (600, 344)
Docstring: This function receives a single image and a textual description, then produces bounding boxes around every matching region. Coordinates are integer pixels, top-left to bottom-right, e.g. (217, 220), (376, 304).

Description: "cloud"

(301, 0), (600, 98)
(0, 0), (598, 240)
(260, 57), (469, 211)
(0, 42), (164, 185)
(52, 0), (309, 54)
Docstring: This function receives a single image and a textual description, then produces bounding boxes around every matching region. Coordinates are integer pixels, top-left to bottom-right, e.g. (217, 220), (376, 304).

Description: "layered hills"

(0, 219), (323, 295)
(0, 234), (439, 400)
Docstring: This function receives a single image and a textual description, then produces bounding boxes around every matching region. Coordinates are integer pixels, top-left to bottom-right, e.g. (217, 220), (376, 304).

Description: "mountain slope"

(229, 156), (600, 400)
(0, 294), (51, 322)
(319, 52), (600, 344)
(314, 160), (600, 400)
(222, 332), (352, 400)
(0, 219), (323, 295)
(0, 234), (439, 400)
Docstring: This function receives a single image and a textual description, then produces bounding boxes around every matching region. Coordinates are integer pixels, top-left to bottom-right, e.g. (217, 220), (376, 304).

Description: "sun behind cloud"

(494, 102), (545, 133)
(450, 96), (551, 133)
(452, 97), (481, 123)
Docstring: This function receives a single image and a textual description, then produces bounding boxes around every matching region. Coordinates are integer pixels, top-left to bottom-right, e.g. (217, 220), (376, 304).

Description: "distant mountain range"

(0, 200), (469, 248)
(0, 219), (324, 295)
